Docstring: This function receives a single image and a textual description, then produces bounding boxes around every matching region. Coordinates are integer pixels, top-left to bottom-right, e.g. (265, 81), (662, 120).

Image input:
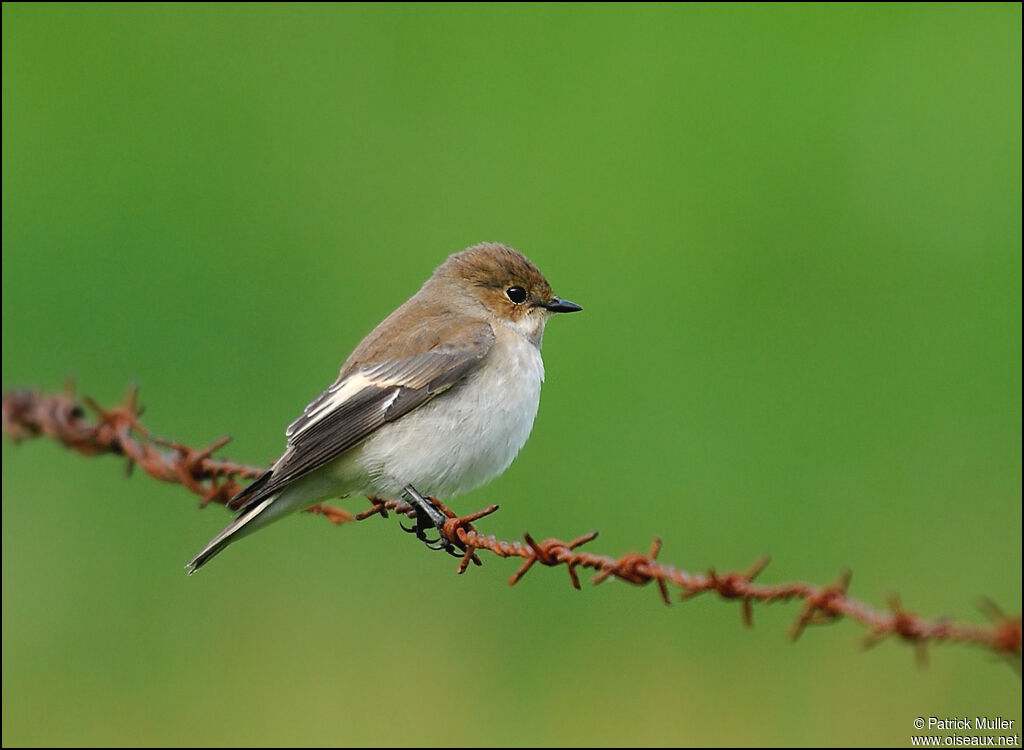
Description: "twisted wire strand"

(3, 385), (1019, 665)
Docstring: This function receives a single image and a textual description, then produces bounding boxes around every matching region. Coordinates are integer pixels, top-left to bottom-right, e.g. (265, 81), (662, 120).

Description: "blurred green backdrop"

(3, 3), (1021, 747)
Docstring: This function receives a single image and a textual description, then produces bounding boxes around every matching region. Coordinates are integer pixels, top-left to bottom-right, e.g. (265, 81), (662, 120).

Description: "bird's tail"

(185, 492), (278, 575)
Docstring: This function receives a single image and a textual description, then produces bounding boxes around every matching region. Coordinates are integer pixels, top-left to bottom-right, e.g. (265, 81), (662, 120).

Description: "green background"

(3, 3), (1021, 747)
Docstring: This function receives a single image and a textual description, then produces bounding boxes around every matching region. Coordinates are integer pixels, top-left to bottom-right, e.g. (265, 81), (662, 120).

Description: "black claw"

(400, 517), (442, 546)
(397, 485), (467, 557)
(444, 544), (464, 559)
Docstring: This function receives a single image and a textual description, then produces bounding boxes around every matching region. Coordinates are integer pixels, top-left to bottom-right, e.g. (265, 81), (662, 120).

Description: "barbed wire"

(2, 384), (1020, 666)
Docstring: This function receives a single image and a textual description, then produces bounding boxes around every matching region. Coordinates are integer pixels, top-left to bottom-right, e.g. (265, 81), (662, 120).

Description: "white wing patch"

(286, 372), (407, 439)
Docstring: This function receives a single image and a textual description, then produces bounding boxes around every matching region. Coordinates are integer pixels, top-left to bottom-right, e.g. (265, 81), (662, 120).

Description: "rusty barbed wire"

(2, 384), (1020, 666)
(0, 384), (355, 524)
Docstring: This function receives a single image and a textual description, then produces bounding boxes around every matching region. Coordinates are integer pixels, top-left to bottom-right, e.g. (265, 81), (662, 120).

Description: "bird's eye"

(505, 286), (528, 304)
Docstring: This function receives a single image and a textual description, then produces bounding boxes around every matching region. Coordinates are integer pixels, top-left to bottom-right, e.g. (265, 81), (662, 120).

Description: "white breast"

(347, 327), (545, 499)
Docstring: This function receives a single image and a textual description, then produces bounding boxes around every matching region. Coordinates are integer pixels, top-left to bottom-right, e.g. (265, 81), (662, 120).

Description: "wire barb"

(2, 385), (1020, 666)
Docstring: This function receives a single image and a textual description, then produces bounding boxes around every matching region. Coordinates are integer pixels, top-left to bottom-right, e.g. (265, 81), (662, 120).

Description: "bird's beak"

(542, 296), (583, 313)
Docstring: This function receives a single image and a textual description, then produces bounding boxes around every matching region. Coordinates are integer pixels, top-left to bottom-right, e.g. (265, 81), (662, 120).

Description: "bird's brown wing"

(232, 321), (494, 512)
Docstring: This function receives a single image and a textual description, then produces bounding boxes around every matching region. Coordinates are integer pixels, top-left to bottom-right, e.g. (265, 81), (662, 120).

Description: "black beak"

(543, 296), (583, 313)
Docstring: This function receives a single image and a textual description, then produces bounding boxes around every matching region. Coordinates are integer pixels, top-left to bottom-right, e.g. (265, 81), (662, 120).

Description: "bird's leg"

(400, 484), (461, 556)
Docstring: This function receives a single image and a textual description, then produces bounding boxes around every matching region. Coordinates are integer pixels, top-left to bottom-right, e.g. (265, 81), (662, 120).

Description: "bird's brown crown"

(436, 243), (554, 320)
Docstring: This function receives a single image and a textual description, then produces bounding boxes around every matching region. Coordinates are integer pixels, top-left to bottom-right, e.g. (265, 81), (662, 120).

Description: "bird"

(186, 242), (581, 573)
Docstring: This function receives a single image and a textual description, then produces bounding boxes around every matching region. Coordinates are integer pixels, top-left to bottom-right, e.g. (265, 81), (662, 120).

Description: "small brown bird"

(187, 242), (581, 573)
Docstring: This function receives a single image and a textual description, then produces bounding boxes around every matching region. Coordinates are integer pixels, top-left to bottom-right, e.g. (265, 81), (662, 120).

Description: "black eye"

(505, 286), (528, 304)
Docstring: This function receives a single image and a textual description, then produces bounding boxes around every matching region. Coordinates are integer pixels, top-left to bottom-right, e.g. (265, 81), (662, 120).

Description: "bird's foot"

(400, 485), (462, 558)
